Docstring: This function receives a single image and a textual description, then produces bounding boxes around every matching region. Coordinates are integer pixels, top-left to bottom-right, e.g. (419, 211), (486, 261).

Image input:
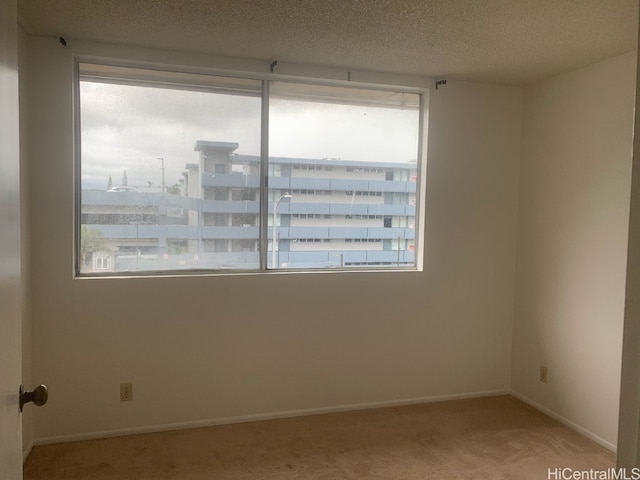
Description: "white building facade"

(81, 140), (417, 273)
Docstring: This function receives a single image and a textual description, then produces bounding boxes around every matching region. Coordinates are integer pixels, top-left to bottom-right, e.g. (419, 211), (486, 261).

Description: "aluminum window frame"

(73, 59), (428, 277)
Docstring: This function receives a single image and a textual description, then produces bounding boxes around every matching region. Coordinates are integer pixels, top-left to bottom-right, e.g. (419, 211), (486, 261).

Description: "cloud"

(80, 81), (261, 188)
(80, 80), (419, 189)
(270, 98), (419, 162)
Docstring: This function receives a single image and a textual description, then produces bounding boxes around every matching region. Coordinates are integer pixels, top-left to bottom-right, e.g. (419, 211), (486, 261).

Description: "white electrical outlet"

(120, 382), (133, 401)
(539, 366), (548, 384)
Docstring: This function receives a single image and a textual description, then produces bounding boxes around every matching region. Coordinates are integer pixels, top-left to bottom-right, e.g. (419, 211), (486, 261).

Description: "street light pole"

(156, 157), (166, 193)
(272, 192), (292, 268)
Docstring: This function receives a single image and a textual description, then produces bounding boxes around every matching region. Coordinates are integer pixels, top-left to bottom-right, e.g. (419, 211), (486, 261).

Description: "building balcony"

(115, 252), (260, 272)
(85, 224), (256, 241)
(83, 191), (416, 217)
(86, 223), (414, 241)
(273, 226), (415, 240)
(201, 173), (260, 188)
(112, 248), (412, 272)
(282, 203), (415, 216)
(83, 191), (196, 209)
(264, 177), (416, 193)
(85, 224), (200, 240)
(200, 226), (259, 239)
(278, 250), (415, 268)
(200, 200), (260, 213)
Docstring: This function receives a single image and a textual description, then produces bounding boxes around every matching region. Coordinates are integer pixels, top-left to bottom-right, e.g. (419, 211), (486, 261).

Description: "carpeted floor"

(23, 395), (615, 479)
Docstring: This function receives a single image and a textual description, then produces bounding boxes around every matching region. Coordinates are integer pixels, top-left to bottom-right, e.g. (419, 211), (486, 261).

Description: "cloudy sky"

(80, 80), (420, 190)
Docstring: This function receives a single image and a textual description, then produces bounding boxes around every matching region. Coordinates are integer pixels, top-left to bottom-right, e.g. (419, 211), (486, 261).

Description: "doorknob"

(19, 384), (48, 412)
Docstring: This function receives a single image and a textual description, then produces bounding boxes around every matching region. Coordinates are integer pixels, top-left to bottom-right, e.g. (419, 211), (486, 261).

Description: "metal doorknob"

(19, 384), (48, 412)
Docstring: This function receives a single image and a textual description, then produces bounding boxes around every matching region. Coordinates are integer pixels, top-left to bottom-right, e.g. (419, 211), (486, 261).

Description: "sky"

(80, 80), (420, 190)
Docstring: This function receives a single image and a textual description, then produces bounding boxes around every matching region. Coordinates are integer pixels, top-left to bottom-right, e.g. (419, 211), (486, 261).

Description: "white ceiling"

(17, 0), (639, 85)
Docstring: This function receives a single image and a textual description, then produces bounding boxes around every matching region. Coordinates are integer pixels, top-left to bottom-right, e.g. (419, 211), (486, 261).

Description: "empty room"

(2, 1), (640, 479)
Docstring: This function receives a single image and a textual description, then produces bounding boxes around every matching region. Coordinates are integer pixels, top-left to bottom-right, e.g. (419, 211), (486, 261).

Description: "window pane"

(79, 65), (262, 274)
(268, 82), (420, 269)
(78, 65), (423, 276)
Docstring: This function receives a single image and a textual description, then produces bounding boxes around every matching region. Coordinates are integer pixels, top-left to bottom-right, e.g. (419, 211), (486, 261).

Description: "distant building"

(80, 141), (417, 273)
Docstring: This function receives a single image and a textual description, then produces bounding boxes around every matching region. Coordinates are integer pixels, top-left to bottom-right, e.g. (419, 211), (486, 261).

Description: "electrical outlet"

(120, 382), (133, 401)
(539, 366), (548, 384)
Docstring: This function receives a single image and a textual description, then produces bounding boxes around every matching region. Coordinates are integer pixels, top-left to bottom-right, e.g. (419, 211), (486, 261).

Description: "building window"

(77, 63), (423, 275)
(94, 254), (111, 271)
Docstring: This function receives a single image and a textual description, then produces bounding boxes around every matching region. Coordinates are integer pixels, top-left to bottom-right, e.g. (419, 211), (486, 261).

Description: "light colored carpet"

(24, 395), (614, 479)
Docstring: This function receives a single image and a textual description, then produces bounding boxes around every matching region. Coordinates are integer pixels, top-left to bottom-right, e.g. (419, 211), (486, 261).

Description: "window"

(94, 254), (111, 271)
(77, 63), (423, 275)
(214, 189), (228, 201)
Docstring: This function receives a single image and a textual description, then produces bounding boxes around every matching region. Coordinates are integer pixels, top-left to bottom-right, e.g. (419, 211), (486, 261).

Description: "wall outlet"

(539, 366), (548, 384)
(120, 382), (133, 401)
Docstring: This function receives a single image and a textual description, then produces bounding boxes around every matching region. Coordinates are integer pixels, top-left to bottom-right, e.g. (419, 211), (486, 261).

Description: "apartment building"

(81, 140), (417, 273)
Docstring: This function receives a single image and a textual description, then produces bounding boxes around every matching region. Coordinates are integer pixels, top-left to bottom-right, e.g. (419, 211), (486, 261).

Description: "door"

(0, 0), (23, 478)
(617, 20), (640, 467)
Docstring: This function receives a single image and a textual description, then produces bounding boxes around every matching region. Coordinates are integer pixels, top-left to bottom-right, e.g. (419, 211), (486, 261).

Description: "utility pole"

(272, 192), (292, 268)
(156, 157), (166, 193)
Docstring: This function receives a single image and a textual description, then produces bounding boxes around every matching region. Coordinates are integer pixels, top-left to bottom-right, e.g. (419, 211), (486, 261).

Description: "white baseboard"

(23, 440), (33, 464)
(34, 389), (508, 446)
(510, 390), (616, 452)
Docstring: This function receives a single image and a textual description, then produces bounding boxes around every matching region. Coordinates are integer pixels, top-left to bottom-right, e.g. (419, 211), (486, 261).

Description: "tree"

(167, 239), (188, 255)
(122, 170), (128, 186)
(80, 226), (106, 269)
(107, 175), (113, 189)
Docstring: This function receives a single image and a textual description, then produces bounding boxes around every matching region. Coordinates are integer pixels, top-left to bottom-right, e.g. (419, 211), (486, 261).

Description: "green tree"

(167, 238), (187, 255)
(167, 183), (181, 195)
(80, 226), (106, 268)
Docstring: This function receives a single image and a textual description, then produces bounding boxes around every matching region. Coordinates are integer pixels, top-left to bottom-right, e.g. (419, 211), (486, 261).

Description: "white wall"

(511, 51), (637, 449)
(27, 36), (522, 442)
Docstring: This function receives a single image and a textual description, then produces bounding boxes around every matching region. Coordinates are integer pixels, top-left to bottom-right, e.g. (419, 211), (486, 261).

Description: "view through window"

(78, 64), (422, 275)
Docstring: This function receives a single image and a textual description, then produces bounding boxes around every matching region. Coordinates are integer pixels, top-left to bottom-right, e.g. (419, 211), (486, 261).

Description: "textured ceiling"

(17, 0), (639, 85)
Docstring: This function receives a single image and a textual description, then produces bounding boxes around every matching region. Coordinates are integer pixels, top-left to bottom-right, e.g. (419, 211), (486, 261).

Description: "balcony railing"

(202, 174), (416, 193)
(83, 191), (416, 217)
